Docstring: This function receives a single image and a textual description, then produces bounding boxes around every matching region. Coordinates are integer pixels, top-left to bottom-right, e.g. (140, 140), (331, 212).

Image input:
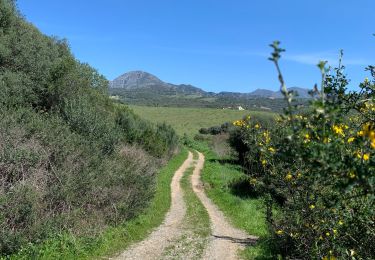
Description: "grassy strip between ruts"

(185, 151), (210, 242)
(8, 148), (188, 260)
(190, 141), (275, 259)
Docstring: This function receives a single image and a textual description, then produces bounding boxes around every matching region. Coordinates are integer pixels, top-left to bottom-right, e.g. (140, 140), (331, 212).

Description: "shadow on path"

(212, 234), (258, 246)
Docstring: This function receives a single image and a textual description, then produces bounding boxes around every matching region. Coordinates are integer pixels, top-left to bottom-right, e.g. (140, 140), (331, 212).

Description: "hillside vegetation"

(230, 43), (375, 258)
(0, 0), (177, 256)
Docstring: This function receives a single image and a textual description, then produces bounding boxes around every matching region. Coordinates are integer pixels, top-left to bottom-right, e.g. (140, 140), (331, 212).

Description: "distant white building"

(109, 95), (120, 100)
(222, 106), (245, 110)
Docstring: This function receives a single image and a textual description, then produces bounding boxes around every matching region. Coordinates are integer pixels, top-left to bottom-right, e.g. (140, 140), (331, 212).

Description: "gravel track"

(114, 150), (257, 260)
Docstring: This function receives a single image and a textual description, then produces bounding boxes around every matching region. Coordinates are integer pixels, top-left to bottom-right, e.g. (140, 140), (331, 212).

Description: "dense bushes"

(199, 122), (231, 135)
(230, 42), (374, 259)
(0, 0), (178, 256)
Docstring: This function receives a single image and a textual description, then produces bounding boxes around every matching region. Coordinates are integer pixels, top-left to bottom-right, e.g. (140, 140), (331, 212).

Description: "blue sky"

(18, 0), (374, 93)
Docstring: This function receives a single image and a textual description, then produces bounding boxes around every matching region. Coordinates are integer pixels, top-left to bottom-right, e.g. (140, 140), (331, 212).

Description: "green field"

(129, 105), (275, 136)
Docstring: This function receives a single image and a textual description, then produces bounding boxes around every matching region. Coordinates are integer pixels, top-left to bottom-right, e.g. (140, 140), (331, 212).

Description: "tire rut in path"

(114, 151), (193, 260)
(191, 151), (258, 260)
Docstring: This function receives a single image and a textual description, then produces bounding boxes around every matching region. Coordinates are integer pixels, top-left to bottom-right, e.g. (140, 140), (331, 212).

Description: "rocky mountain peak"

(110, 71), (167, 89)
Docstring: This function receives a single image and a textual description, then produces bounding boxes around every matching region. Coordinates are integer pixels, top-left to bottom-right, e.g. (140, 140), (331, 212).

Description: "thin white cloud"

(284, 52), (371, 66)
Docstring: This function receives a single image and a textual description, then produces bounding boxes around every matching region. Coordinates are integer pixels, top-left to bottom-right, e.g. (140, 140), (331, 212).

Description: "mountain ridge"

(109, 71), (311, 99)
(110, 71), (206, 95)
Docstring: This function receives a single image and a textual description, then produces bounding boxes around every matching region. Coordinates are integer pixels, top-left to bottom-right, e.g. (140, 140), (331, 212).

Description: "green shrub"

(230, 42), (375, 259)
(199, 122), (233, 135)
(0, 1), (178, 256)
(0, 108), (163, 255)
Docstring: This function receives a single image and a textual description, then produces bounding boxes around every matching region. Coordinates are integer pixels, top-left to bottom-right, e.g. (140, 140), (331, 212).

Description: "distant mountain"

(250, 89), (281, 98)
(110, 71), (205, 95)
(110, 70), (167, 89)
(109, 70), (310, 99)
(290, 87), (311, 98)
(248, 87), (311, 99)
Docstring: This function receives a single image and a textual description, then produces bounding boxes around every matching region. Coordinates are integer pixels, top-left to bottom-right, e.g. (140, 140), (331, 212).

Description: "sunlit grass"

(129, 105), (275, 137)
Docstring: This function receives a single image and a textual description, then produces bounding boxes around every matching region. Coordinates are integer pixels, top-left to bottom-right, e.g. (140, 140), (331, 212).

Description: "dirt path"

(191, 152), (258, 260)
(114, 151), (193, 260)
(114, 150), (257, 260)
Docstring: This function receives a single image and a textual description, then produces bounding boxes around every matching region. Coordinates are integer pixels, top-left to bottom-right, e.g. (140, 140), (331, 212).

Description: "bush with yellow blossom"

(229, 42), (375, 259)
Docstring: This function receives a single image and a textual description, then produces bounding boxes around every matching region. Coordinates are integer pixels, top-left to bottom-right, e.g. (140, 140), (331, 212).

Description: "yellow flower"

(347, 137), (355, 143)
(326, 232), (330, 236)
(297, 172), (302, 178)
(233, 120), (246, 127)
(304, 133), (311, 143)
(285, 173), (293, 181)
(250, 178), (257, 184)
(261, 159), (267, 165)
(363, 153), (370, 161)
(338, 220), (344, 225)
(363, 122), (374, 134)
(309, 204), (315, 209)
(332, 124), (345, 137)
(363, 101), (375, 111)
(263, 131), (271, 143)
(254, 123), (260, 129)
(268, 147), (276, 153)
(349, 171), (356, 179)
(333, 229), (337, 234)
(276, 230), (283, 235)
(361, 123), (375, 149)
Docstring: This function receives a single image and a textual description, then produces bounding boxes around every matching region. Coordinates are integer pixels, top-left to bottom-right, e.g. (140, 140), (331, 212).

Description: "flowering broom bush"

(230, 42), (375, 259)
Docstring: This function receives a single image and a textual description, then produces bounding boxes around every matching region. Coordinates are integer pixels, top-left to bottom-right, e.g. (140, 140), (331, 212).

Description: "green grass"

(129, 105), (275, 137)
(9, 148), (189, 260)
(191, 142), (274, 259)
